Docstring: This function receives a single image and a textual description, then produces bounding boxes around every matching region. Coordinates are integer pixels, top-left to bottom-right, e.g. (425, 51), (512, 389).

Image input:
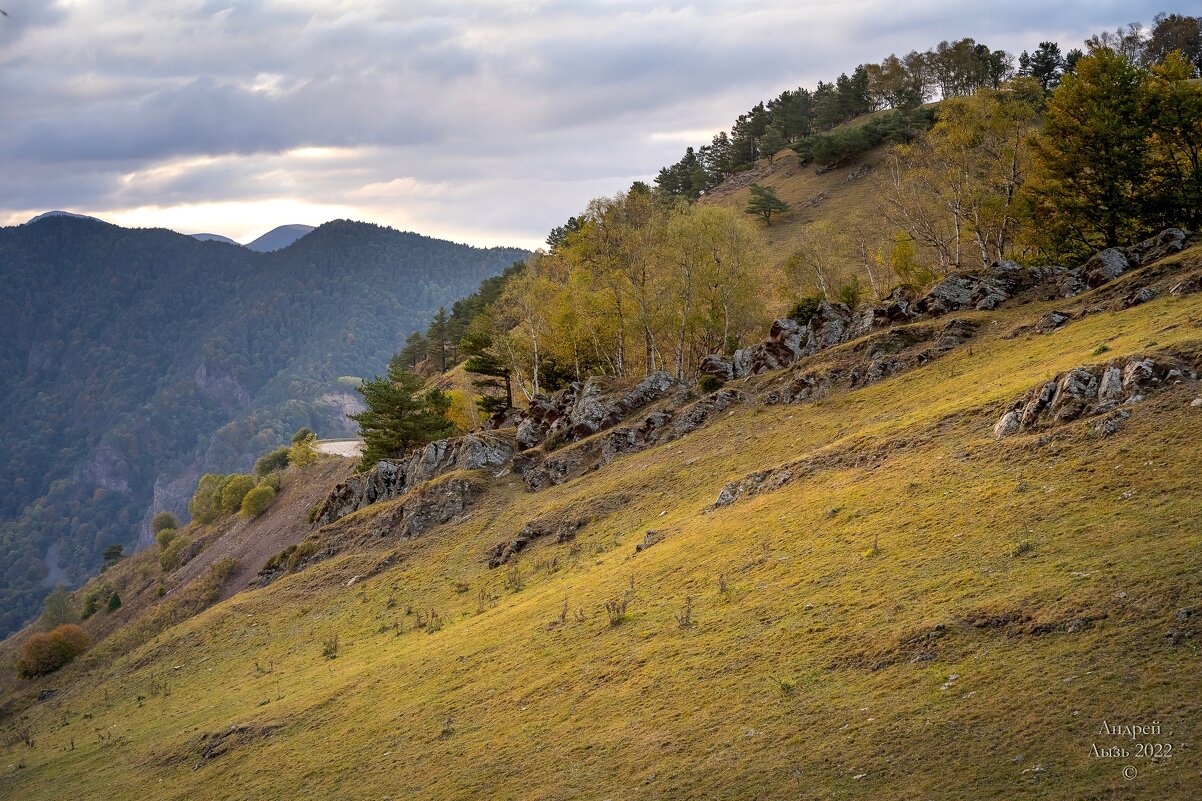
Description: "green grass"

(3, 262), (1202, 800)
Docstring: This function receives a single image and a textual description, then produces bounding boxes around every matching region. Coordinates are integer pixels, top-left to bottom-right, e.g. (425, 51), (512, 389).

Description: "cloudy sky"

(0, 1), (1165, 250)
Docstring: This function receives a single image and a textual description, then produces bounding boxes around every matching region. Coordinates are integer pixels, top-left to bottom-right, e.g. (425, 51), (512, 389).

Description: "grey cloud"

(0, 0), (1175, 245)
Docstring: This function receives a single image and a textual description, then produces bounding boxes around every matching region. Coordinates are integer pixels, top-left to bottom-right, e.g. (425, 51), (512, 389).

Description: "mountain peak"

(246, 224), (316, 252)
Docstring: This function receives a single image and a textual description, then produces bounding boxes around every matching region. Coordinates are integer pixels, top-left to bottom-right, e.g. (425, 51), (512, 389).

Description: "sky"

(0, 1), (1167, 250)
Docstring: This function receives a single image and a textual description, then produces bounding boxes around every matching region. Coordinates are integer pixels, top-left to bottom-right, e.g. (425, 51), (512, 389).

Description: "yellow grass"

(4, 251), (1202, 799)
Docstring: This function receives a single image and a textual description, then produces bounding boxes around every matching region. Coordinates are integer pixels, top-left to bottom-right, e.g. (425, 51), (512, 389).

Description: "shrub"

(106, 592), (122, 612)
(151, 512), (178, 535)
(155, 527), (178, 549)
(698, 375), (725, 393)
(787, 295), (823, 325)
(241, 484), (276, 518)
(604, 597), (628, 626)
(291, 427), (315, 444)
(219, 475), (256, 515)
(253, 446), (290, 478)
(80, 583), (114, 619)
(16, 624), (90, 678)
(160, 538), (187, 572)
(188, 473), (226, 524)
(835, 275), (865, 309)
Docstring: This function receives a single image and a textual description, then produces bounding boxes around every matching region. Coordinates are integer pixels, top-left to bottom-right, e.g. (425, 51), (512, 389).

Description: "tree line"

(350, 14), (1202, 471)
(654, 13), (1202, 201)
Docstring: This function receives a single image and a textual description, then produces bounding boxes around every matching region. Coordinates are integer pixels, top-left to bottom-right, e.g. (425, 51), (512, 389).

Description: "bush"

(787, 295), (823, 325)
(16, 624), (90, 678)
(219, 475), (256, 515)
(155, 527), (178, 549)
(189, 474), (226, 524)
(106, 592), (122, 612)
(240, 484), (276, 518)
(698, 375), (725, 393)
(80, 583), (114, 619)
(291, 427), (315, 444)
(151, 512), (178, 535)
(160, 538), (187, 572)
(253, 446), (290, 478)
(835, 276), (865, 309)
(289, 431), (318, 467)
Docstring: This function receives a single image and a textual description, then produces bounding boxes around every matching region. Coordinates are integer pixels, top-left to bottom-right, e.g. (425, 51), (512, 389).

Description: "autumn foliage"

(16, 623), (90, 678)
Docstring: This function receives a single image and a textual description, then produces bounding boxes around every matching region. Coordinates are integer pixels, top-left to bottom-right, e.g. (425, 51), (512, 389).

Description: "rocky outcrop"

(514, 371), (680, 450)
(515, 389), (746, 491)
(994, 355), (1196, 438)
(487, 518), (585, 568)
(314, 431), (514, 525)
(366, 477), (484, 540)
(1081, 228), (1191, 289)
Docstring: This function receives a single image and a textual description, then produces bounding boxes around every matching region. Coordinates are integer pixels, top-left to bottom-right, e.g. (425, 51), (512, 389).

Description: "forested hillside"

(0, 217), (526, 636)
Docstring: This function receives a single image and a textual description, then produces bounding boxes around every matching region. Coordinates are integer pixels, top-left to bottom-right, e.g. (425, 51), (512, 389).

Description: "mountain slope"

(189, 233), (240, 246)
(246, 224), (316, 252)
(3, 242), (1200, 799)
(0, 216), (527, 635)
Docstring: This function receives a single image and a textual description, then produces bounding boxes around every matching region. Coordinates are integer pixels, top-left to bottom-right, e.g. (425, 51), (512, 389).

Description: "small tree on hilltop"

(745, 183), (790, 225)
(350, 363), (455, 471)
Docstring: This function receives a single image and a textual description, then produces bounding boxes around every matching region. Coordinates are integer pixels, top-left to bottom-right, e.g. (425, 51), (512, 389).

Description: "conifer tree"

(350, 364), (454, 471)
(744, 184), (790, 225)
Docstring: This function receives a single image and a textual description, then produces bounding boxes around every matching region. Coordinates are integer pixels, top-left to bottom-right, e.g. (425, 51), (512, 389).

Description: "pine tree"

(744, 184), (790, 225)
(1028, 42), (1064, 91)
(459, 315), (513, 416)
(350, 364), (454, 471)
(428, 308), (452, 372)
(1028, 49), (1151, 256)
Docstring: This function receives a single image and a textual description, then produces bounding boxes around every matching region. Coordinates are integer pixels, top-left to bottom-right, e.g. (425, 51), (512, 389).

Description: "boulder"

(1125, 227), (1190, 267)
(1034, 311), (1071, 334)
(802, 301), (854, 355)
(1083, 248), (1131, 288)
(1120, 287), (1158, 308)
(993, 410), (1021, 439)
(1050, 368), (1099, 422)
(1098, 367), (1123, 403)
(916, 275), (1007, 316)
(699, 354), (734, 381)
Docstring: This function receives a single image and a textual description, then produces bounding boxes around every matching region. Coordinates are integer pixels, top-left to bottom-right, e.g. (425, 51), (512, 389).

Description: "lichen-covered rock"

(1125, 227), (1190, 267)
(1034, 311), (1071, 333)
(1050, 368), (1099, 422)
(995, 355), (1194, 437)
(699, 354), (734, 381)
(1121, 286), (1158, 308)
(993, 411), (1020, 439)
(314, 433), (514, 525)
(1083, 248), (1131, 288)
(916, 275), (1007, 315)
(513, 372), (680, 451)
(801, 301), (854, 355)
(728, 318), (807, 378)
(1098, 367), (1123, 402)
(314, 460), (406, 525)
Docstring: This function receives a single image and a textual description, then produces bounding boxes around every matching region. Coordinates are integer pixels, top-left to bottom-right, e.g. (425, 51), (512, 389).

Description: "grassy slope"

(4, 250), (1202, 799)
(700, 136), (890, 317)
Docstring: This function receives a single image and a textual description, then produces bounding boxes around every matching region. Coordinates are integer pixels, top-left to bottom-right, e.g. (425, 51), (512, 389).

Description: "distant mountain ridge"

(189, 232), (240, 246)
(24, 211), (315, 251)
(246, 224), (316, 252)
(0, 215), (528, 635)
